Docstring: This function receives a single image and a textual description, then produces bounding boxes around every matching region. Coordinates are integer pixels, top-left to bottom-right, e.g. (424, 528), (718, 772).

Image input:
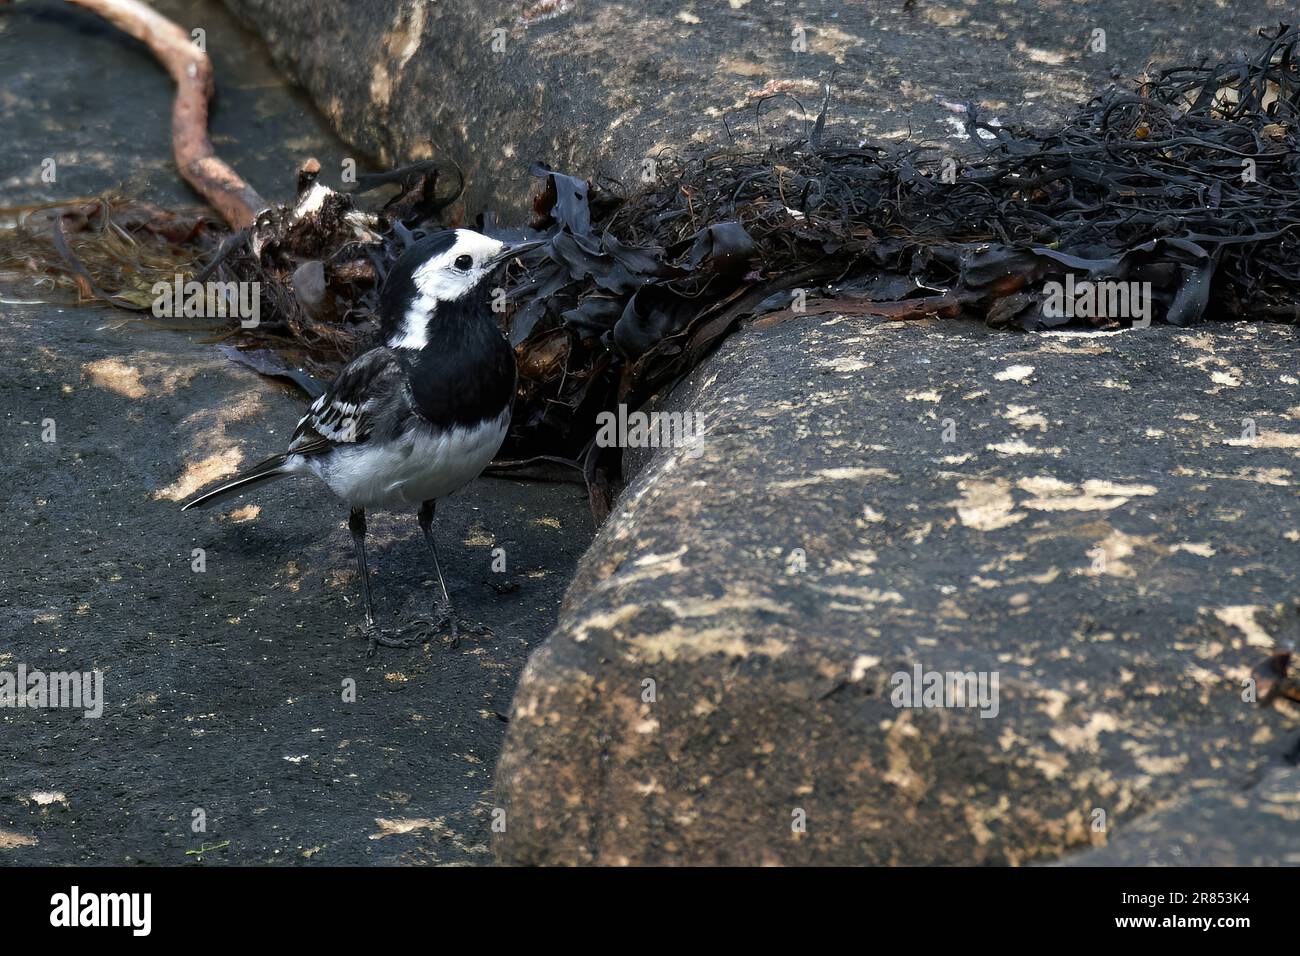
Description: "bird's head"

(378, 228), (542, 350)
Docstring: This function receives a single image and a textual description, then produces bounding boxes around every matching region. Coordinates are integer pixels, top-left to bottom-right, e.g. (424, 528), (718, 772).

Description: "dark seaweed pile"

(491, 25), (1300, 500)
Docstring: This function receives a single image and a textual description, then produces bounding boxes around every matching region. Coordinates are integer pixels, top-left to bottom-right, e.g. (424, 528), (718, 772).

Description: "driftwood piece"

(66, 0), (266, 229)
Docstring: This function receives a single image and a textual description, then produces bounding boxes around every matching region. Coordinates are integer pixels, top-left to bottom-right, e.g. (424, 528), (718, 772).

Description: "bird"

(181, 228), (542, 655)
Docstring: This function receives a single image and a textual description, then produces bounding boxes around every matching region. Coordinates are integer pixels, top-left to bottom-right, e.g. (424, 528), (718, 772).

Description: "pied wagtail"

(182, 228), (542, 654)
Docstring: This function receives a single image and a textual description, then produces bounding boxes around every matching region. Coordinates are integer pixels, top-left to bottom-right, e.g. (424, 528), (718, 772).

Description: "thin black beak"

(489, 238), (545, 269)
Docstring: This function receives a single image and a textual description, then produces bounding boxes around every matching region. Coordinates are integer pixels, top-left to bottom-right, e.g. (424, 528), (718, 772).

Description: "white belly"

(298, 410), (509, 510)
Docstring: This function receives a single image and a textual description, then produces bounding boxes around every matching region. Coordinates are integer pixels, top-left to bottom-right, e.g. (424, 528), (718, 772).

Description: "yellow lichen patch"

(369, 817), (440, 840)
(826, 549), (878, 576)
(167, 392), (267, 504)
(463, 525), (495, 546)
(227, 504), (260, 523)
(769, 467), (893, 490)
(1019, 477), (1157, 512)
(0, 830), (38, 849)
(1078, 529), (1154, 578)
(1172, 464), (1292, 486)
(1211, 605), (1274, 648)
(924, 5), (967, 27)
(951, 478), (1024, 531)
(987, 439), (1063, 455)
(1049, 712), (1119, 752)
(812, 24), (866, 64)
(1016, 475), (1072, 496)
(633, 545), (688, 568)
(370, 0), (426, 106)
(720, 55), (765, 76)
(153, 448), (243, 502)
(993, 364), (1035, 382)
(660, 593), (791, 618)
(808, 583), (903, 604)
(370, 63), (392, 107)
(817, 466), (895, 481)
(279, 560), (303, 593)
(1133, 753), (1189, 776)
(1169, 542), (1215, 557)
(616, 548), (689, 585)
(882, 713), (926, 799)
(571, 603), (642, 643)
(1001, 404), (1048, 430)
(1224, 430), (1300, 449)
(25, 791), (67, 807)
(849, 655), (882, 681)
(632, 624), (788, 663)
(1016, 41), (1067, 65)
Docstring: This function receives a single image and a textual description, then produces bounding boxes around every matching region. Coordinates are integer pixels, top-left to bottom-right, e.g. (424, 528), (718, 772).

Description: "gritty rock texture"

(0, 303), (591, 865)
(220, 0), (1290, 218)
(1062, 764), (1300, 866)
(0, 0), (594, 865)
(495, 315), (1300, 865)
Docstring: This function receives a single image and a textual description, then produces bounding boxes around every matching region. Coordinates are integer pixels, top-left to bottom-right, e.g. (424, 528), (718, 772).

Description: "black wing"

(289, 347), (407, 456)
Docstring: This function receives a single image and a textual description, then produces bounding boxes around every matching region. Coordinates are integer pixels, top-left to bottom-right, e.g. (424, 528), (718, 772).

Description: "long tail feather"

(180, 453), (291, 511)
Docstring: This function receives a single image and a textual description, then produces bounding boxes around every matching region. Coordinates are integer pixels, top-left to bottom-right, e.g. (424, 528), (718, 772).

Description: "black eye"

(454, 254), (473, 270)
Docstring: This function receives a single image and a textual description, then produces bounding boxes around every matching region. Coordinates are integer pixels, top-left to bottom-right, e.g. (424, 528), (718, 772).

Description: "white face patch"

(390, 230), (509, 349)
(412, 230), (507, 303)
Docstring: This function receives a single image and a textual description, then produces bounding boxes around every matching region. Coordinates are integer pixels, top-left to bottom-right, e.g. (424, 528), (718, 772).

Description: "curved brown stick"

(66, 0), (266, 229)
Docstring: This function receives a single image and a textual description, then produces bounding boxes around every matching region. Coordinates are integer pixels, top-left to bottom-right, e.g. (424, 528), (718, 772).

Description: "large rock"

(221, 0), (1289, 216)
(494, 315), (1300, 864)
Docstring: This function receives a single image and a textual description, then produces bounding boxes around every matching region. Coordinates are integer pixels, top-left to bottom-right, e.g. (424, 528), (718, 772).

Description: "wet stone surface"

(0, 0), (593, 865)
(223, 0), (1290, 217)
(496, 314), (1300, 865)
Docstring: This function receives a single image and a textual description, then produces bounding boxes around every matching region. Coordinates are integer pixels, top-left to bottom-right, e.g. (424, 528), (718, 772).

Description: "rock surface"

(1062, 764), (1300, 866)
(495, 314), (1299, 865)
(221, 0), (1290, 218)
(0, 0), (593, 865)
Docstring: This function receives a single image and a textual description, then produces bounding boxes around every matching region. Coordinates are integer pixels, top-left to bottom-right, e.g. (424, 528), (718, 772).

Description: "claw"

(401, 599), (491, 649)
(363, 620), (414, 657)
(360, 601), (491, 657)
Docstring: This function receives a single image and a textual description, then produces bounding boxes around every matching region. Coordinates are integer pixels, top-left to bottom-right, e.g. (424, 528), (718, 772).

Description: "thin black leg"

(418, 499), (451, 607)
(415, 498), (472, 647)
(348, 507), (376, 627)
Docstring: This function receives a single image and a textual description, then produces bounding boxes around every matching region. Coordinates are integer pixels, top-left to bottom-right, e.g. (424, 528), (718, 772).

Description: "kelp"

(487, 25), (1300, 500)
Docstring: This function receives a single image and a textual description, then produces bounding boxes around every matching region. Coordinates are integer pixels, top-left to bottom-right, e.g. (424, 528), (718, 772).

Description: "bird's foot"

(400, 600), (491, 649)
(363, 620), (418, 658)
